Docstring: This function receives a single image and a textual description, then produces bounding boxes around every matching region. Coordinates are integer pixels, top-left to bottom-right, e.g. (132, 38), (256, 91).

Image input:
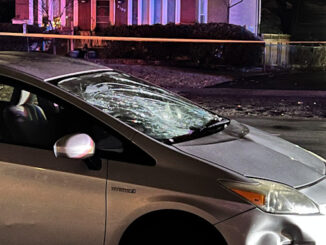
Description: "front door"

(0, 83), (107, 244)
(0, 144), (107, 245)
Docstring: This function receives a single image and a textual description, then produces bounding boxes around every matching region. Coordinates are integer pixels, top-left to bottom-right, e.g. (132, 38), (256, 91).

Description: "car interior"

(1, 88), (60, 148)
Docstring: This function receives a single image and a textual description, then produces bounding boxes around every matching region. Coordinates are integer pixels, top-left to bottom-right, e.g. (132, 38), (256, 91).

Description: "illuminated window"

(153, 0), (162, 24)
(53, 0), (60, 18)
(167, 0), (175, 23)
(198, 0), (207, 23)
(141, 0), (149, 24)
(128, 0), (180, 25)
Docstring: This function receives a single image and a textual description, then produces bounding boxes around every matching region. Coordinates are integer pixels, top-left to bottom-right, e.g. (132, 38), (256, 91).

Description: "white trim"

(73, 0), (78, 27)
(91, 0), (96, 30)
(127, 0), (133, 25)
(138, 0), (143, 25)
(110, 0), (115, 25)
(12, 19), (30, 24)
(60, 0), (66, 26)
(38, 0), (43, 26)
(197, 0), (207, 23)
(175, 0), (180, 24)
(28, 0), (34, 24)
(149, 0), (154, 24)
(204, 0), (207, 23)
(48, 0), (54, 22)
(162, 0), (167, 24)
(257, 0), (261, 34)
(141, 0), (151, 24)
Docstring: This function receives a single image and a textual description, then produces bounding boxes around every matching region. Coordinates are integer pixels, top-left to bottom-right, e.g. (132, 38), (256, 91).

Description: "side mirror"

(54, 134), (95, 159)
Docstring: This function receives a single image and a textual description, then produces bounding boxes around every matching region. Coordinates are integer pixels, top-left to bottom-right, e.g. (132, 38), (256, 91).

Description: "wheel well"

(119, 210), (227, 245)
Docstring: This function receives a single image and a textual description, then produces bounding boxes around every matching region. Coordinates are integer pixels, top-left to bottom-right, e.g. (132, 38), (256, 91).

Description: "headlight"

(220, 178), (319, 215)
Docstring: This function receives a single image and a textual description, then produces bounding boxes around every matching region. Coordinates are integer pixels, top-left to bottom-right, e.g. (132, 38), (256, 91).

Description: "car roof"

(0, 51), (109, 81)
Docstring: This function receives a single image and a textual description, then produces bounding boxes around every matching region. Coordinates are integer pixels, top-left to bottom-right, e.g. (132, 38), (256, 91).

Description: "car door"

(0, 83), (107, 245)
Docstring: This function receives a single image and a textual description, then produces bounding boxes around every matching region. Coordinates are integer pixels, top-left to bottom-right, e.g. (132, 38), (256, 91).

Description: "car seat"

(2, 89), (53, 148)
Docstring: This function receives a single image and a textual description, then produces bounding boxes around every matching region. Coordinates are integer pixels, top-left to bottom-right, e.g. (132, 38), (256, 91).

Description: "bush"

(97, 23), (263, 67)
(289, 45), (326, 70)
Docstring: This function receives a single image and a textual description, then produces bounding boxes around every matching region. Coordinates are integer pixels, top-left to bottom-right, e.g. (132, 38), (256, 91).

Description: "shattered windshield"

(57, 71), (219, 140)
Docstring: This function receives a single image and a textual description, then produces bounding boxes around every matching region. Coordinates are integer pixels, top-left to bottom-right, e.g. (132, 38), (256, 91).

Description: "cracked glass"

(58, 71), (217, 140)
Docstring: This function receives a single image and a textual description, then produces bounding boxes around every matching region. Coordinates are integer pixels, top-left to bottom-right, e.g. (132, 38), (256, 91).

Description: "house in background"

(229, 0), (261, 34)
(12, 0), (261, 35)
(111, 0), (229, 26)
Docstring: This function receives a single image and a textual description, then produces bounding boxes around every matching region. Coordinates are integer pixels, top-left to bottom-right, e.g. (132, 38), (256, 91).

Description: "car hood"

(173, 121), (326, 188)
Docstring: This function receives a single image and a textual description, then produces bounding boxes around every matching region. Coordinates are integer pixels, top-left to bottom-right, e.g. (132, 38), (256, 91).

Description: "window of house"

(198, 0), (207, 23)
(141, 0), (149, 24)
(132, 0), (138, 24)
(53, 0), (60, 18)
(129, 0), (180, 25)
(167, 0), (176, 23)
(96, 0), (110, 24)
(153, 0), (162, 24)
(41, 0), (49, 22)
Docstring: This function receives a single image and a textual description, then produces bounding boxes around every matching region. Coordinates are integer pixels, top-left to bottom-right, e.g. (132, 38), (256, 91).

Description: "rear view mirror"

(54, 134), (95, 159)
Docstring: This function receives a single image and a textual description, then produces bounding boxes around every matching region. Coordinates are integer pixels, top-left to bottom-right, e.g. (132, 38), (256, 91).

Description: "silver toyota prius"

(0, 51), (325, 245)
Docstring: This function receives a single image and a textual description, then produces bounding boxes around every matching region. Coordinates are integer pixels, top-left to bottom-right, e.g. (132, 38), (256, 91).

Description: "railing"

(264, 43), (326, 70)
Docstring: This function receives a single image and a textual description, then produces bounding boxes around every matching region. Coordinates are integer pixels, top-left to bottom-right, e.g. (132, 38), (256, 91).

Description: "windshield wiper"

(164, 118), (230, 144)
(190, 117), (230, 132)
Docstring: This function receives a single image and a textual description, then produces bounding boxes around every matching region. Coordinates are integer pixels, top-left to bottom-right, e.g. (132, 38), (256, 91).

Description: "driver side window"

(0, 81), (155, 166)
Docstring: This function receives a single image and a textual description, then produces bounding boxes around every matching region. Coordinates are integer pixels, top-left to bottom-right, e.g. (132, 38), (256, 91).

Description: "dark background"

(261, 0), (326, 40)
(0, 0), (15, 23)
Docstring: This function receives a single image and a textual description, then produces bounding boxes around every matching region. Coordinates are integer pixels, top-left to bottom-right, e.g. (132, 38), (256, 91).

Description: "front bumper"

(216, 208), (326, 245)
